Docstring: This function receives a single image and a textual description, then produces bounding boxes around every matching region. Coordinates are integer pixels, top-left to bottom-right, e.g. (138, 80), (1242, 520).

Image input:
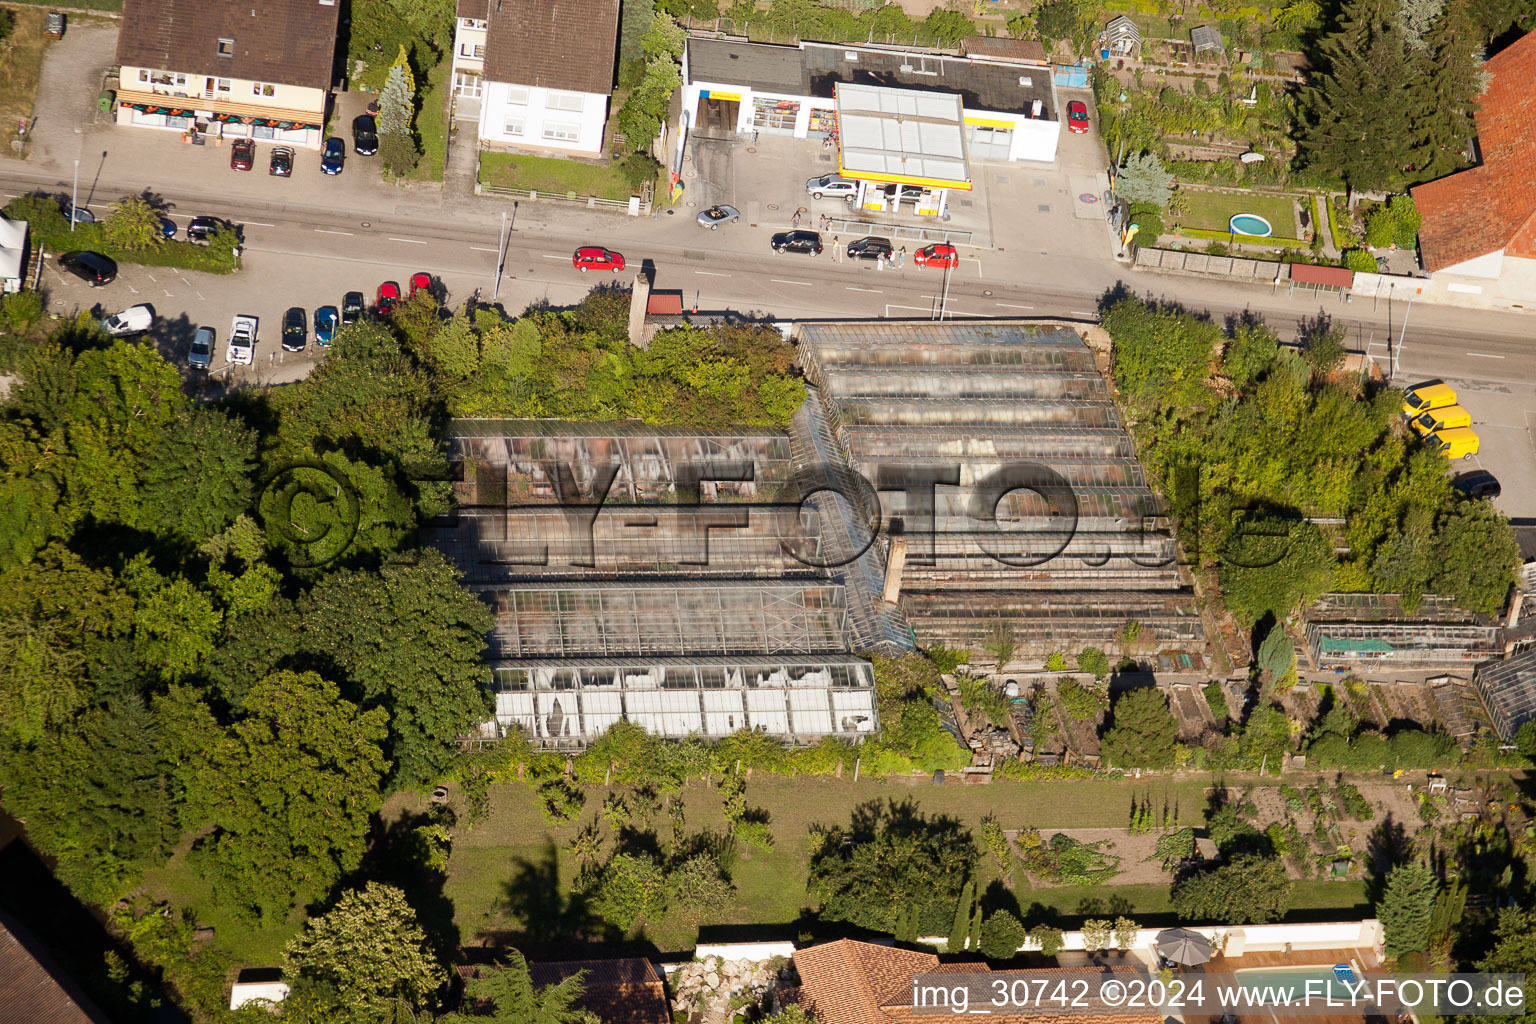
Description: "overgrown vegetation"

(6, 195), (241, 275)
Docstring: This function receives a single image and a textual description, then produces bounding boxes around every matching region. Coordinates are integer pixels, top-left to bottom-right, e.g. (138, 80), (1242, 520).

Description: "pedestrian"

(792, 210), (801, 229)
(877, 253), (885, 271)
(898, 246), (906, 268)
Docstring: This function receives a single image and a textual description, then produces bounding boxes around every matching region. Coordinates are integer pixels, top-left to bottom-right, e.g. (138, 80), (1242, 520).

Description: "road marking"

(164, 289), (174, 297)
(470, 246), (500, 252)
(772, 279), (812, 286)
(540, 254), (567, 260)
(695, 270), (731, 277)
(196, 291), (206, 301)
(1070, 310), (1098, 317)
(996, 302), (1035, 309)
(145, 273), (158, 283)
(1466, 352), (1505, 359)
(125, 285), (139, 294)
(315, 228), (354, 235)
(961, 256), (983, 278)
(845, 286), (882, 293)
(388, 237), (426, 244)
(241, 221), (275, 227)
(885, 303), (983, 318)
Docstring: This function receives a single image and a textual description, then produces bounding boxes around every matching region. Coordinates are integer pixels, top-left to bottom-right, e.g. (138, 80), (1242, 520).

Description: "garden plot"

(1010, 828), (1170, 888)
(1167, 683), (1219, 743)
(1213, 781), (1424, 880)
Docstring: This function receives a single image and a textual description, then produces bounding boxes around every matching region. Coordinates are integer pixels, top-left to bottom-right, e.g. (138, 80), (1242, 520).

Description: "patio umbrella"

(1155, 928), (1214, 966)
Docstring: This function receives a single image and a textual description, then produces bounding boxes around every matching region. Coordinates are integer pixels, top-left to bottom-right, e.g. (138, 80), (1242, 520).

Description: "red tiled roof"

(458, 958), (668, 1024)
(1412, 31), (1536, 272)
(482, 0), (619, 96)
(793, 939), (1162, 1024)
(1289, 263), (1354, 287)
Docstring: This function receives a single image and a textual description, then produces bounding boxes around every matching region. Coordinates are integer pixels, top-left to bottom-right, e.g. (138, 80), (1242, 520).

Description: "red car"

(573, 246), (625, 272)
(914, 243), (959, 269)
(1066, 100), (1090, 135)
(377, 281), (401, 316)
(230, 138), (255, 171)
(409, 272), (432, 297)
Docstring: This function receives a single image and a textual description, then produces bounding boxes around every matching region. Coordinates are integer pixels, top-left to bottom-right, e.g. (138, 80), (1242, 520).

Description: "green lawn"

(478, 152), (636, 201)
(1178, 188), (1300, 236)
(0, 8), (53, 150)
(410, 58), (451, 182)
(141, 844), (304, 965)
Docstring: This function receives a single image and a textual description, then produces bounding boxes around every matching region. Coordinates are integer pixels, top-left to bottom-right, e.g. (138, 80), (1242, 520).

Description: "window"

(459, 42), (485, 58)
(503, 115), (524, 136)
(504, 86), (528, 106)
(217, 38), (234, 57)
(545, 90), (584, 112)
(454, 73), (482, 99)
(252, 82), (276, 97)
(216, 79), (231, 92)
(462, 17), (487, 28)
(543, 121), (581, 142)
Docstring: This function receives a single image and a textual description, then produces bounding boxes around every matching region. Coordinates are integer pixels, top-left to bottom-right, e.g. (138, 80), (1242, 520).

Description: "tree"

(1407, 1), (1480, 182)
(948, 879), (976, 951)
(1256, 623), (1297, 687)
(979, 909), (1027, 960)
(1076, 646), (1110, 679)
(808, 801), (978, 938)
(1219, 515), (1336, 627)
(182, 671), (389, 921)
(378, 46), (415, 137)
(1379, 862), (1436, 958)
(1298, 0), (1414, 191)
(1516, 721), (1536, 761)
(103, 197), (167, 251)
(1431, 499), (1519, 615)
(303, 550), (492, 787)
(618, 0), (656, 82)
(1033, 0), (1079, 43)
(668, 853), (736, 914)
(124, 556), (222, 682)
(1116, 153), (1174, 208)
(1467, 908), (1536, 1024)
(445, 949), (598, 1024)
(139, 409), (257, 542)
(1171, 854), (1294, 924)
(285, 882), (447, 1023)
(586, 852), (667, 928)
(1100, 687), (1179, 770)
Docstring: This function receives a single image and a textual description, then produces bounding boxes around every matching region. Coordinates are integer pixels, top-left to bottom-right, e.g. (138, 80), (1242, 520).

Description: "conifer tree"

(1408, 0), (1481, 181)
(949, 880), (976, 951)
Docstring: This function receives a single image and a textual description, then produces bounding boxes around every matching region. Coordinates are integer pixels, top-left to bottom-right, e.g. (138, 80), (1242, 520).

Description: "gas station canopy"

(835, 82), (972, 191)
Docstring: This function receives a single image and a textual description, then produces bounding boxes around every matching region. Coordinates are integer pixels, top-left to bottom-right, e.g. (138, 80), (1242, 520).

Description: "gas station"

(831, 83), (972, 221)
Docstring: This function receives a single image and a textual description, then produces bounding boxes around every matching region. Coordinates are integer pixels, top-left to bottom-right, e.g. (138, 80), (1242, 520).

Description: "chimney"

(628, 271), (651, 348)
(881, 530), (908, 605)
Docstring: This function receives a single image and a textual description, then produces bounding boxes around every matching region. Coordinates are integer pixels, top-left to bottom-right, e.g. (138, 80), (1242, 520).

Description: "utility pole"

(1391, 289), (1416, 380)
(938, 259), (953, 320)
(70, 159), (79, 232)
(493, 210), (508, 302)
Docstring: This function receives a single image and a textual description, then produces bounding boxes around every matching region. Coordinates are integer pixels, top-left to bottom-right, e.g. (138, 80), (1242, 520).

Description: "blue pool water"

(1229, 213), (1274, 236)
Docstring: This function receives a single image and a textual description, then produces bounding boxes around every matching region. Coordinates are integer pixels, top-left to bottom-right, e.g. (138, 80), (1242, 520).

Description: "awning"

(115, 89), (322, 130)
(1289, 263), (1354, 288)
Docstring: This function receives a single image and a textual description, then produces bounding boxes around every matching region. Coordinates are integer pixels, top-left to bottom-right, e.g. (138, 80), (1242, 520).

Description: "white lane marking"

(126, 285), (139, 293)
(196, 291), (206, 300)
(772, 278), (812, 286)
(695, 270), (731, 277)
(846, 286), (882, 293)
(1070, 310), (1098, 316)
(961, 256), (983, 278)
(315, 228), (354, 235)
(540, 254), (567, 260)
(1466, 352), (1506, 359)
(470, 246), (500, 252)
(388, 237), (426, 244)
(239, 221), (275, 227)
(996, 302), (1035, 309)
(164, 289), (174, 297)
(145, 273), (158, 283)
(885, 303), (984, 318)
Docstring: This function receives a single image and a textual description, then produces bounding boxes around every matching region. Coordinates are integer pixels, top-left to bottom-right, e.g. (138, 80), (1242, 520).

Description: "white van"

(99, 304), (153, 337)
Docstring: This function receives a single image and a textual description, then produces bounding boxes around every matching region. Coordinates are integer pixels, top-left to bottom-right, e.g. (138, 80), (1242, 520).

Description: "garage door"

(967, 124), (1013, 161)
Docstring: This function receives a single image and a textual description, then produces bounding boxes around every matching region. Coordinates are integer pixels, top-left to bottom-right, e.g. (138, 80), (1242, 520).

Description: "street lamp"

(70, 159), (79, 232)
(1391, 289), (1416, 380)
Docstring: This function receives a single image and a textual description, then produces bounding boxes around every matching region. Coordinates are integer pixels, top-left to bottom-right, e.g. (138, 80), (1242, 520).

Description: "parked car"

(59, 250), (116, 286)
(157, 216), (177, 239)
(770, 230), (822, 255)
(315, 305), (339, 347)
(1411, 404), (1471, 437)
(230, 138), (256, 170)
(1451, 469), (1500, 500)
(846, 236), (895, 262)
(697, 204), (739, 229)
(913, 243), (959, 269)
(1066, 100), (1090, 134)
(1401, 380), (1456, 420)
(409, 272), (432, 298)
(188, 326), (214, 370)
(1429, 426), (1480, 460)
(99, 304), (153, 336)
(352, 114), (378, 156)
(377, 281), (401, 316)
(806, 174), (858, 200)
(320, 137), (346, 175)
(64, 203), (95, 225)
(341, 291), (365, 325)
(187, 216), (233, 242)
(281, 306), (307, 352)
(227, 314), (257, 365)
(572, 246), (625, 272)
(269, 146), (294, 177)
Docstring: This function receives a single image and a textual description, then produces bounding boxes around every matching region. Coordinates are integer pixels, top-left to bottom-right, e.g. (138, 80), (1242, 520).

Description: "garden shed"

(1104, 16), (1141, 58)
(1191, 25), (1224, 60)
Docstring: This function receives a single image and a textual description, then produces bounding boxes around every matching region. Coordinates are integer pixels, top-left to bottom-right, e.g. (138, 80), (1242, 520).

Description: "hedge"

(1177, 226), (1311, 248)
(1305, 729), (1457, 771)
(4, 198), (239, 275)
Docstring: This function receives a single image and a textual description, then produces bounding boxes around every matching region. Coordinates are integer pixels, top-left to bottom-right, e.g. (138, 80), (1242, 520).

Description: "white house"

(455, 0), (620, 158)
(114, 0), (339, 149)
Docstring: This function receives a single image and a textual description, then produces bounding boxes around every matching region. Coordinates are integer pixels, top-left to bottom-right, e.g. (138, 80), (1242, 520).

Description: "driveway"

(21, 15), (119, 174)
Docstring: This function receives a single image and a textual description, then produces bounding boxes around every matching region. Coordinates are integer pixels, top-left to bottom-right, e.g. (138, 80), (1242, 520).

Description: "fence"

(476, 182), (652, 216)
(824, 216), (973, 245)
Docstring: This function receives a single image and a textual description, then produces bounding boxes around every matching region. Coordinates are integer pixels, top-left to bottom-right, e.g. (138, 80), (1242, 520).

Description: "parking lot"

(1432, 377), (1536, 520)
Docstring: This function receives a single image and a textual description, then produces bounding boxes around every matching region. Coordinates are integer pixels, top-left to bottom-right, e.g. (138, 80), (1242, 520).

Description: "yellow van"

(1429, 426), (1480, 460)
(1402, 381), (1457, 421)
(1412, 404), (1471, 437)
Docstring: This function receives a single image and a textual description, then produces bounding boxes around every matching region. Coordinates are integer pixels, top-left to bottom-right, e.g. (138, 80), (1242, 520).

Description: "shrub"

(618, 151), (662, 188)
(1077, 647), (1109, 679)
(979, 910), (1028, 960)
(1029, 924), (1066, 957)
(957, 673), (1012, 728)
(1343, 249), (1378, 273)
(979, 812), (1010, 871)
(1202, 680), (1228, 720)
(380, 131), (420, 176)
(1057, 677), (1103, 721)
(1045, 651), (1067, 671)
(1335, 782), (1373, 820)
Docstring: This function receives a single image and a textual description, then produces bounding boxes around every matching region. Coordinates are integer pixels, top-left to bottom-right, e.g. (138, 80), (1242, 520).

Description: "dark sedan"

(352, 114), (379, 156)
(269, 146), (294, 176)
(847, 236), (895, 261)
(230, 138), (255, 171)
(320, 137), (345, 175)
(341, 291), (365, 325)
(187, 216), (233, 242)
(59, 250), (117, 286)
(1451, 470), (1501, 500)
(770, 230), (822, 255)
(281, 307), (307, 352)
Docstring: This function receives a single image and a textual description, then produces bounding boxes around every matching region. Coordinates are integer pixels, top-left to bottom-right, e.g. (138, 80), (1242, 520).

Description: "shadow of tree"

(326, 808), (460, 965)
(491, 839), (610, 952)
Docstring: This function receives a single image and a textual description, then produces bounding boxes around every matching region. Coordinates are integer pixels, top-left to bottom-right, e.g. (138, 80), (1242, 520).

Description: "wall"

(914, 920), (1383, 956)
(478, 81), (608, 155)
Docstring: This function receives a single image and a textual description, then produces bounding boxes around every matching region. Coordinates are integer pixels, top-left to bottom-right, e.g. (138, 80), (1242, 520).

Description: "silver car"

(188, 326), (214, 370)
(806, 174), (858, 200)
(697, 204), (739, 229)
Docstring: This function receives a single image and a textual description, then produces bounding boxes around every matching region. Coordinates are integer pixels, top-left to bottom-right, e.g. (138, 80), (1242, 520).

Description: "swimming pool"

(1234, 966), (1359, 1003)
(1229, 213), (1274, 236)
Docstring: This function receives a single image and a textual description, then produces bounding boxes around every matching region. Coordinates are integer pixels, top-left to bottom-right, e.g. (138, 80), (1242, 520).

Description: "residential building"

(0, 910), (114, 1024)
(114, 0), (339, 149)
(1411, 31), (1536, 310)
(454, 0), (620, 157)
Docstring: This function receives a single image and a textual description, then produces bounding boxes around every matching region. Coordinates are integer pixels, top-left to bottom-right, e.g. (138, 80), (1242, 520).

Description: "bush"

(979, 910), (1028, 960)
(618, 151), (662, 188)
(1076, 647), (1109, 679)
(1057, 677), (1102, 721)
(1130, 210), (1164, 243)
(1343, 249), (1378, 273)
(1029, 924), (1066, 957)
(1202, 680), (1228, 720)
(1334, 782), (1373, 820)
(380, 131), (420, 176)
(957, 673), (1012, 728)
